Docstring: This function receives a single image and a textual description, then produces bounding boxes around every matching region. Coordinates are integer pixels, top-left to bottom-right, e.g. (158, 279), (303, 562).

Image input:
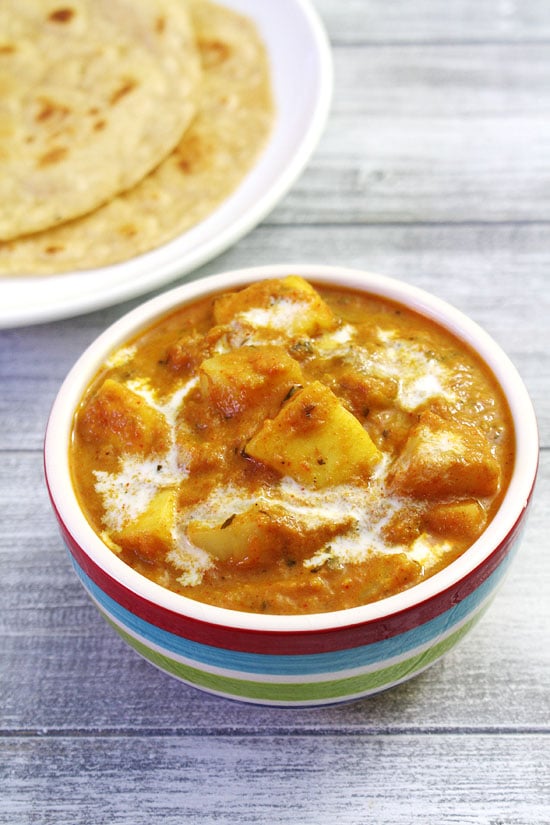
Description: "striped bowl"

(44, 265), (539, 706)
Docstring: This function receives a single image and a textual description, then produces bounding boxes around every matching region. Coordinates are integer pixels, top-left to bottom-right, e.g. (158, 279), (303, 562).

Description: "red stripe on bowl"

(56, 506), (527, 656)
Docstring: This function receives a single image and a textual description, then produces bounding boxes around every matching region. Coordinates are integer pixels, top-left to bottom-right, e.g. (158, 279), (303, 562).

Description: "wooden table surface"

(1, 1), (549, 822)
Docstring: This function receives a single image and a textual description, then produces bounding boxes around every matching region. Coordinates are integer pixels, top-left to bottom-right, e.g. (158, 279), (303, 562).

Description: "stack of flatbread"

(0, 0), (274, 275)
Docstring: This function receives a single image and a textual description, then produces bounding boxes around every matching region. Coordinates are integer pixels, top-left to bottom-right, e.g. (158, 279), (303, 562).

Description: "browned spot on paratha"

(198, 38), (231, 68)
(117, 224), (138, 238)
(48, 8), (76, 24)
(175, 134), (214, 174)
(109, 79), (139, 106)
(37, 147), (69, 167)
(35, 98), (70, 123)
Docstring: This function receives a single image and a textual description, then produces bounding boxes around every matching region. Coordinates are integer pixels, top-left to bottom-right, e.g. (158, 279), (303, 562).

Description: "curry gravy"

(71, 277), (514, 614)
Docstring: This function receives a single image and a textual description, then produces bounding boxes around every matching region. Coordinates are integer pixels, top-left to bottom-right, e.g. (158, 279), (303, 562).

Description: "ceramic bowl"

(44, 265), (539, 706)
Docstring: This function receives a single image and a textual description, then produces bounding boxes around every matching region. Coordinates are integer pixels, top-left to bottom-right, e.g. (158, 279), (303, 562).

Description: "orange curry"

(70, 277), (514, 614)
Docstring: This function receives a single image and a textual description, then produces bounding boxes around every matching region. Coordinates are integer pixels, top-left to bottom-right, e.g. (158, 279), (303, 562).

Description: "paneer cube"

(77, 378), (169, 456)
(198, 345), (303, 420)
(388, 410), (501, 499)
(212, 276), (336, 337)
(246, 381), (382, 488)
(113, 487), (177, 563)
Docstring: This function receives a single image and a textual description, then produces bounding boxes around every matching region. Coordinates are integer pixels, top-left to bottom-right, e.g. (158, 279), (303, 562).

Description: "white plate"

(0, 0), (332, 329)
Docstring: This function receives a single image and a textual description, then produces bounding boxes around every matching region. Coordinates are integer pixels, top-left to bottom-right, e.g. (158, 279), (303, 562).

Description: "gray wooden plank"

(265, 42), (550, 224)
(330, 44), (550, 117)
(316, 0), (550, 44)
(1, 733), (548, 825)
(283, 119), (550, 225)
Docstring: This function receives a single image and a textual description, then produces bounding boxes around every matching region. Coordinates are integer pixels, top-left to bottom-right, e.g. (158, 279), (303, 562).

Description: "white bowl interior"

(44, 265), (539, 633)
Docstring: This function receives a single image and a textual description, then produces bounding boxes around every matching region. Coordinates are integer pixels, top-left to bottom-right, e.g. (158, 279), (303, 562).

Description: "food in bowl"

(0, 0), (274, 274)
(71, 275), (513, 614)
(44, 266), (538, 704)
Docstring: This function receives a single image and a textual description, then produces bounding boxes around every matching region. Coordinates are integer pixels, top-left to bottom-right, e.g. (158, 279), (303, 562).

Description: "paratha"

(0, 0), (274, 275)
(0, 0), (201, 241)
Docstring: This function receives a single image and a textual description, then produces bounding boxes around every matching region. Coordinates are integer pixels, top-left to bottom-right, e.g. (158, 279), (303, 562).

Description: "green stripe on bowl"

(104, 609), (485, 704)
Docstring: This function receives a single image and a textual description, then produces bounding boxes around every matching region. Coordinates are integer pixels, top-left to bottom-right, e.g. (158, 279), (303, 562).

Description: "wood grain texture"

(1, 734), (549, 825)
(315, 0), (550, 44)
(1, 1), (549, 822)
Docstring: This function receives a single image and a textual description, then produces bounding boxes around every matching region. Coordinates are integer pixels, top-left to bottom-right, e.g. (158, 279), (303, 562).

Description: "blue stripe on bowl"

(70, 549), (513, 677)
(104, 607), (488, 706)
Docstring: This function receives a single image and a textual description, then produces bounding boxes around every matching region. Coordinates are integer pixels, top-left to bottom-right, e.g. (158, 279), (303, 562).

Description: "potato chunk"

(187, 503), (290, 566)
(113, 487), (177, 563)
(388, 410), (501, 499)
(213, 276), (336, 336)
(187, 501), (354, 567)
(246, 381), (382, 488)
(425, 500), (487, 540)
(77, 378), (169, 456)
(198, 345), (303, 420)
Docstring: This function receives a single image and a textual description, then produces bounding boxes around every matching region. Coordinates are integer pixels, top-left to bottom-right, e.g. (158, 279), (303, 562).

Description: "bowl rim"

(44, 264), (539, 633)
